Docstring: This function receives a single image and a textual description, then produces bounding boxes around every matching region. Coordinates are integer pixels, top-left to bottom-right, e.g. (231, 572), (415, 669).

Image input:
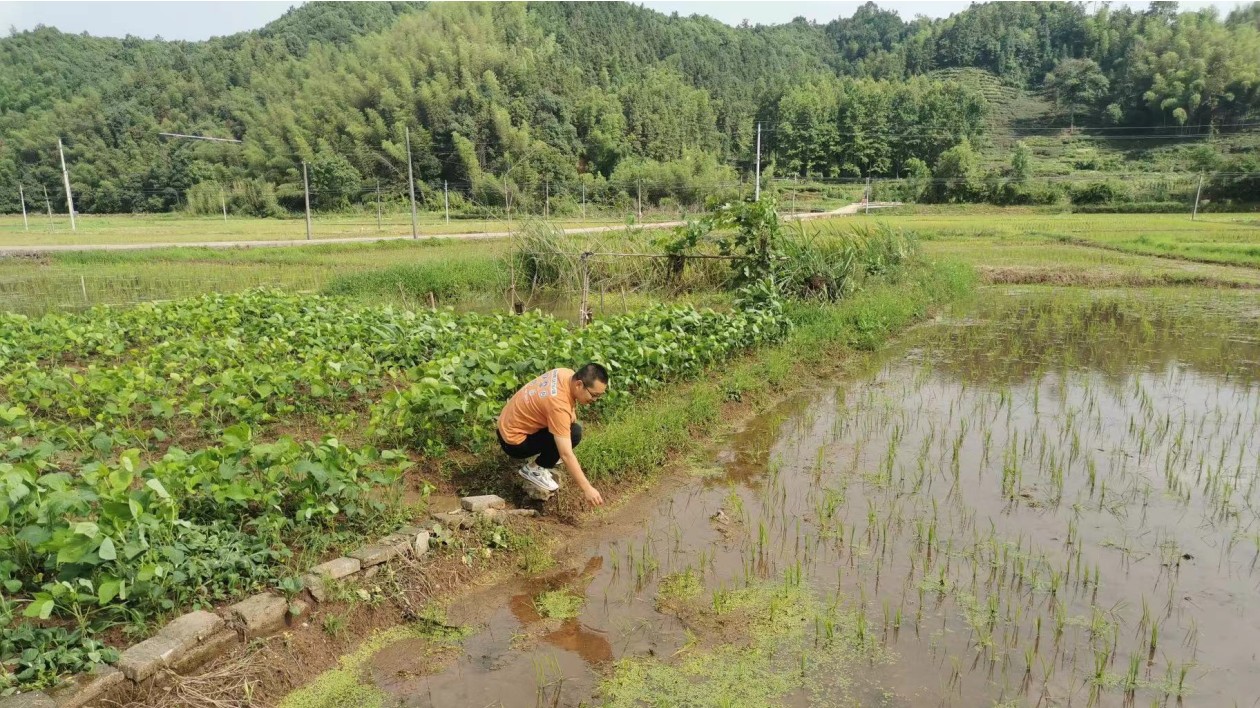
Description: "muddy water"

(371, 288), (1260, 707)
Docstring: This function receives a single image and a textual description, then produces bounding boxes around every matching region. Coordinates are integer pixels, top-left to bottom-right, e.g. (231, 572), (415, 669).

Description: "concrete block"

(309, 556), (360, 580)
(169, 630), (237, 674)
(157, 610), (224, 654)
(432, 511), (474, 529)
(0, 693), (57, 708)
(303, 556), (363, 602)
(351, 532), (410, 567)
(413, 530), (431, 556)
(460, 495), (506, 512)
(117, 635), (181, 682)
(378, 533), (414, 556)
(349, 542), (403, 567)
(47, 665), (124, 708)
(228, 593), (288, 637)
(303, 574), (328, 602)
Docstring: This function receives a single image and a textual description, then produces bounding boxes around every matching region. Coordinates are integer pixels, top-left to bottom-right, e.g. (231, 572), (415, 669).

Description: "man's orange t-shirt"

(498, 368), (576, 445)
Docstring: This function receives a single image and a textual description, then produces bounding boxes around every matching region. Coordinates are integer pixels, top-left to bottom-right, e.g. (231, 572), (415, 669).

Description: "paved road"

(0, 203), (899, 255)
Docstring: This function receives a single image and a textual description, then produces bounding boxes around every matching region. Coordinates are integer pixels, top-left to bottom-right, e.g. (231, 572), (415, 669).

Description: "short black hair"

(574, 363), (609, 388)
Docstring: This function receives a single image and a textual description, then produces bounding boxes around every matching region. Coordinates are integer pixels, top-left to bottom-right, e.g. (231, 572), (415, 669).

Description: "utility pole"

(754, 122), (761, 202)
(865, 176), (871, 215)
(302, 161), (312, 240)
(792, 175), (797, 217)
(57, 138), (76, 231)
(18, 184), (28, 231)
(405, 126), (418, 239)
(443, 180), (449, 224)
(376, 180), (382, 232)
(636, 178), (642, 221)
(581, 182), (586, 220)
(220, 188), (228, 222)
(42, 186), (53, 229)
(504, 175), (510, 222)
(1192, 173), (1204, 221)
(544, 180), (549, 219)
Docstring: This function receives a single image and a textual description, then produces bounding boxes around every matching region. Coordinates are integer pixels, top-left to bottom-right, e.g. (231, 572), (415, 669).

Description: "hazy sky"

(0, 1), (1247, 42)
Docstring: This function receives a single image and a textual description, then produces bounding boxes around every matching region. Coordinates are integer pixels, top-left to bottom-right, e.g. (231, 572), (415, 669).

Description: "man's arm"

(555, 434), (603, 506)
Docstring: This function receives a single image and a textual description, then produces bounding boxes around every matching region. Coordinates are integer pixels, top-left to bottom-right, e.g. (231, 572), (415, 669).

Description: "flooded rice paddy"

(366, 287), (1260, 707)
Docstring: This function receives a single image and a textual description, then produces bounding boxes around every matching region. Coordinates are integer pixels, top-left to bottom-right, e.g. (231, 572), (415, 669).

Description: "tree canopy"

(1, 1), (1257, 213)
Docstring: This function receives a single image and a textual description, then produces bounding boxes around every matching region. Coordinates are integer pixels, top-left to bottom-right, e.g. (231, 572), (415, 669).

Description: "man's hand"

(581, 483), (604, 507)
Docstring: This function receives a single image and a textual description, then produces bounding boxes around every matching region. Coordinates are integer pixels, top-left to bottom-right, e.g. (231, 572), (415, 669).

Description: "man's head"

(572, 363), (609, 405)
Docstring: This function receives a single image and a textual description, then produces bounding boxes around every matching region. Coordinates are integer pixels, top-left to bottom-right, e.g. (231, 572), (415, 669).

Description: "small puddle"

(352, 287), (1260, 707)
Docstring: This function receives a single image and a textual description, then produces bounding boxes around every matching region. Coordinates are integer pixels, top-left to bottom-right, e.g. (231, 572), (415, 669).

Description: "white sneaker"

(518, 462), (559, 493)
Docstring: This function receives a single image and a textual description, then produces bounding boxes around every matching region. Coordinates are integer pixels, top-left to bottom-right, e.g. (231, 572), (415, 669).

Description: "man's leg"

(527, 428), (563, 469)
(498, 429), (545, 461)
(500, 429), (560, 495)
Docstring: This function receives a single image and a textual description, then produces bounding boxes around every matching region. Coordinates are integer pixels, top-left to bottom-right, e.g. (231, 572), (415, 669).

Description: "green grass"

(0, 238), (509, 314)
(0, 208), (688, 248)
(1, 224), (722, 315)
(279, 621), (467, 708)
(533, 590), (585, 620)
(808, 209), (1260, 276)
(580, 260), (975, 483)
(602, 579), (888, 707)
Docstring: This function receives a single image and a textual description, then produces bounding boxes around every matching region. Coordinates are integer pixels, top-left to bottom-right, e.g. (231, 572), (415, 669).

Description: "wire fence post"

(42, 185), (53, 230)
(865, 176), (871, 215)
(544, 180), (549, 219)
(1192, 173), (1204, 221)
(302, 161), (312, 241)
(220, 188), (228, 222)
(80, 275), (88, 304)
(581, 182), (586, 220)
(444, 180), (449, 224)
(57, 138), (77, 232)
(405, 126), (418, 239)
(579, 252), (591, 327)
(636, 178), (642, 222)
(792, 175), (797, 217)
(376, 180), (382, 232)
(18, 184), (28, 231)
(754, 121), (761, 202)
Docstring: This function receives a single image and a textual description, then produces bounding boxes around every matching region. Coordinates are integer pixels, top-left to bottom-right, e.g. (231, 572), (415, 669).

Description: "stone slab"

(378, 533), (414, 556)
(460, 495), (506, 512)
(432, 511), (475, 529)
(309, 556), (360, 580)
(288, 599), (311, 618)
(47, 664), (123, 708)
(350, 532), (411, 568)
(349, 541), (404, 567)
(413, 530), (431, 556)
(303, 573), (329, 602)
(0, 693), (57, 708)
(228, 593), (288, 637)
(117, 635), (181, 682)
(168, 630), (237, 674)
(303, 556), (363, 602)
(157, 610), (224, 654)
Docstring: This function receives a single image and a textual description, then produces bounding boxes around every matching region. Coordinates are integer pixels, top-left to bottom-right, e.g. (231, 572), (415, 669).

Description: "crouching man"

(497, 364), (607, 506)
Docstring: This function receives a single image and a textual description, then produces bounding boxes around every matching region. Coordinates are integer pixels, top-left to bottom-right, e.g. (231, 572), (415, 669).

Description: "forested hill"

(2, 1), (1259, 214)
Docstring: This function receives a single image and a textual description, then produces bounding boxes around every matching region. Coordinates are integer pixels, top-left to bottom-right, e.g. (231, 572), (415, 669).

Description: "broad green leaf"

(145, 478), (170, 500)
(23, 598), (55, 620)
